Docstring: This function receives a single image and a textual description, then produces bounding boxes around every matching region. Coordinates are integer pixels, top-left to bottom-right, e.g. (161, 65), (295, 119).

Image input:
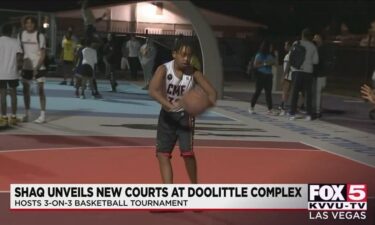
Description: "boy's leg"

(157, 154), (173, 184)
(0, 90), (7, 127)
(178, 114), (197, 184)
(22, 82), (30, 111)
(156, 109), (177, 183)
(0, 83), (8, 116)
(8, 80), (19, 125)
(75, 75), (82, 97)
(250, 73), (265, 108)
(0, 81), (8, 127)
(264, 75), (273, 110)
(9, 80), (19, 116)
(22, 81), (31, 120)
(81, 76), (87, 96)
(281, 80), (291, 108)
(37, 82), (46, 111)
(34, 73), (47, 123)
(0, 87), (7, 117)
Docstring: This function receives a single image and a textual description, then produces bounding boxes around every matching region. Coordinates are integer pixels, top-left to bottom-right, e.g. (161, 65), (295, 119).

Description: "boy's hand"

(169, 100), (183, 112)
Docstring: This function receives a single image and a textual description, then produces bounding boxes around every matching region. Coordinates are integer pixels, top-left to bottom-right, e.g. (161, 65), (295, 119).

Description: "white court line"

(301, 141), (375, 169)
(0, 145), (319, 154)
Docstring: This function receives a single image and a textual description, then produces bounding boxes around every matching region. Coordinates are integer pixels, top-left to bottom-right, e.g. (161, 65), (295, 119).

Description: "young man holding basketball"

(148, 39), (216, 184)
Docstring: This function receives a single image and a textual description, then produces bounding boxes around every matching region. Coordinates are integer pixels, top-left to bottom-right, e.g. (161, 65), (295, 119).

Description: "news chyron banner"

(10, 184), (368, 220)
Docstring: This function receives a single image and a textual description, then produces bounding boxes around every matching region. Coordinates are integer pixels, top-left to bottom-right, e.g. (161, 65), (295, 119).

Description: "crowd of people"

(0, 0), (204, 128)
(248, 27), (375, 121)
(0, 2), (160, 127)
(248, 28), (336, 121)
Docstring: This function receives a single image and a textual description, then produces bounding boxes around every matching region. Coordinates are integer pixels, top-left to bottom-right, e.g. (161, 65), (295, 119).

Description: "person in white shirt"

(19, 16), (47, 123)
(288, 28), (319, 121)
(0, 24), (23, 127)
(279, 40), (292, 115)
(126, 35), (141, 80)
(80, 38), (100, 98)
(139, 38), (157, 90)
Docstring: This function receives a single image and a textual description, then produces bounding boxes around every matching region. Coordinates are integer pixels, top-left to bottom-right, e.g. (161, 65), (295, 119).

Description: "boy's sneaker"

(0, 117), (8, 127)
(80, 94), (86, 99)
(279, 110), (286, 116)
(305, 116), (312, 121)
(34, 116), (46, 124)
(289, 115), (296, 121)
(59, 81), (67, 85)
(248, 107), (255, 114)
(9, 116), (18, 125)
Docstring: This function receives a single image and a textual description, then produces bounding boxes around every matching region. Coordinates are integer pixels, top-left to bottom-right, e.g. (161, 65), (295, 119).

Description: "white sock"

(40, 111), (45, 118)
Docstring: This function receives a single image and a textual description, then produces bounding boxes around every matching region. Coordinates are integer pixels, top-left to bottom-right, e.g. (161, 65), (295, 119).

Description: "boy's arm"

(35, 33), (46, 73)
(148, 65), (175, 111)
(16, 53), (23, 71)
(193, 71), (217, 106)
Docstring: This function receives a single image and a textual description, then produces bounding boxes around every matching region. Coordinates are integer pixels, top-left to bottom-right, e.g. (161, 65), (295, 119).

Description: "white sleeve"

(16, 41), (22, 53)
(17, 31), (23, 53)
(39, 33), (46, 49)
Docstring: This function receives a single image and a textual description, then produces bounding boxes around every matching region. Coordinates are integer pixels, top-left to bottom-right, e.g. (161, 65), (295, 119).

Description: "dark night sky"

(1, 0), (374, 35)
(193, 0), (375, 35)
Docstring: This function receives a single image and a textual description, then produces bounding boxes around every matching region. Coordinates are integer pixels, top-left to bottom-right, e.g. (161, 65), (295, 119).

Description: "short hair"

(173, 37), (193, 54)
(1, 24), (13, 36)
(302, 28), (313, 40)
(23, 16), (38, 28)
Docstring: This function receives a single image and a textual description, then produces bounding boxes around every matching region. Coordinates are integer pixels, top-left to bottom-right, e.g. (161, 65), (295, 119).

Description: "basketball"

(181, 88), (211, 116)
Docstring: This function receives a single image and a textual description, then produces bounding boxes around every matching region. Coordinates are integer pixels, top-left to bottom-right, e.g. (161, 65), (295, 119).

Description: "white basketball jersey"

(164, 60), (194, 109)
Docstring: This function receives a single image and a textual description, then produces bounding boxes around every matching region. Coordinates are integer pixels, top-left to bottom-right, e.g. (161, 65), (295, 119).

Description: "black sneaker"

(59, 81), (67, 85)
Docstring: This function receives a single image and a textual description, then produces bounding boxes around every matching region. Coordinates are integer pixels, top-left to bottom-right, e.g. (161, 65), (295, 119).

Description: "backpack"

(289, 41), (306, 69)
(19, 31), (50, 70)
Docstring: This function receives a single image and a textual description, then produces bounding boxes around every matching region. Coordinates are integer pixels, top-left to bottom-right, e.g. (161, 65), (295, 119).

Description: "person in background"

(139, 38), (157, 90)
(288, 28), (319, 121)
(0, 24), (23, 127)
(120, 35), (130, 71)
(125, 34), (141, 81)
(60, 27), (76, 86)
(248, 40), (275, 115)
(19, 16), (47, 123)
(312, 34), (326, 119)
(80, 38), (99, 99)
(103, 33), (117, 92)
(279, 40), (293, 115)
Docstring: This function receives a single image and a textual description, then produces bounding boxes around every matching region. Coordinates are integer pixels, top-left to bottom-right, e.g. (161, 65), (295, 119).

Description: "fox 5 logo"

(308, 184), (367, 202)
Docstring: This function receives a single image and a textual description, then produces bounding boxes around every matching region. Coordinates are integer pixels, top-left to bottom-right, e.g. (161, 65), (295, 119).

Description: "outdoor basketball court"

(0, 79), (374, 225)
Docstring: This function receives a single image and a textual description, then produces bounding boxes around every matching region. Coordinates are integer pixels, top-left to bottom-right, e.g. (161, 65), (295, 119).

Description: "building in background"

(55, 1), (267, 38)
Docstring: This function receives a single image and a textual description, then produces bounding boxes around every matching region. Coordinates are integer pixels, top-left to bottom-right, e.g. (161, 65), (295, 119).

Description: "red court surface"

(0, 135), (374, 225)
